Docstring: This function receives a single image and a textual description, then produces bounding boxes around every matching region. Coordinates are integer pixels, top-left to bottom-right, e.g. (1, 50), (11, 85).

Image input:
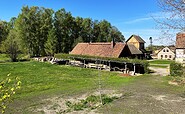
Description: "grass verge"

(149, 60), (174, 64)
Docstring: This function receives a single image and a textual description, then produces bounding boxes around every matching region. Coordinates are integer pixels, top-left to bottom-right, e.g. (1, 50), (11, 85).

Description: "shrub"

(170, 62), (183, 77)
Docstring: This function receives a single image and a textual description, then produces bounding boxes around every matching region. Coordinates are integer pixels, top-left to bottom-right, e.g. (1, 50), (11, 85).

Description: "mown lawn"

(149, 59), (174, 64)
(0, 61), (137, 113)
(149, 64), (169, 68)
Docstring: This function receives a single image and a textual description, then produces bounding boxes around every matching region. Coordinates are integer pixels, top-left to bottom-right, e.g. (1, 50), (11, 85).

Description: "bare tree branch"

(156, 0), (185, 32)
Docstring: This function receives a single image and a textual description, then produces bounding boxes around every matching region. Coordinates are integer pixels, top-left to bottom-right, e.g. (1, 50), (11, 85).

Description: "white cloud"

(124, 17), (152, 24)
(116, 11), (179, 25)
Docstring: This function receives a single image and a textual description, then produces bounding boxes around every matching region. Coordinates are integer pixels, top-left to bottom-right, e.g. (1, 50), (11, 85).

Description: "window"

(169, 55), (172, 58)
(165, 55), (167, 58)
(166, 49), (169, 52)
(161, 55), (163, 58)
(163, 49), (165, 52)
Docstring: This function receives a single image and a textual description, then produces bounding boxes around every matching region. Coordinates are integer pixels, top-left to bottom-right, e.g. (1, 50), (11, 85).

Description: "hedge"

(54, 53), (150, 73)
(170, 62), (183, 77)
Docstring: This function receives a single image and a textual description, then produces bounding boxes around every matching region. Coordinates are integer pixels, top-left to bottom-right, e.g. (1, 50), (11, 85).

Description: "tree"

(157, 0), (185, 33)
(92, 20), (100, 42)
(1, 30), (20, 62)
(54, 8), (75, 53)
(98, 20), (111, 42)
(81, 18), (93, 42)
(110, 26), (125, 42)
(0, 21), (9, 45)
(45, 28), (57, 56)
(14, 6), (54, 57)
(72, 17), (84, 47)
(38, 8), (54, 56)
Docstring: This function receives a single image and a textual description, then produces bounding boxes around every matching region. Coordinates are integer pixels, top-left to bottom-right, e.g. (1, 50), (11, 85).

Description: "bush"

(170, 62), (183, 77)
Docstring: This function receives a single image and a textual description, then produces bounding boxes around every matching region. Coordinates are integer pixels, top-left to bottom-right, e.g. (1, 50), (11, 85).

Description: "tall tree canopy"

(1, 6), (125, 57)
(0, 21), (9, 45)
(15, 6), (54, 56)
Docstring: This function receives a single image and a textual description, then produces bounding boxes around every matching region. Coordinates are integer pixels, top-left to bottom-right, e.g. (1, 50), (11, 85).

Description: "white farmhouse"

(157, 47), (175, 60)
(175, 32), (185, 63)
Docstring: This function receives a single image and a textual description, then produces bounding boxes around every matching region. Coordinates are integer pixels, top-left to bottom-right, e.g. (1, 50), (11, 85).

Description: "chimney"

(111, 37), (115, 48)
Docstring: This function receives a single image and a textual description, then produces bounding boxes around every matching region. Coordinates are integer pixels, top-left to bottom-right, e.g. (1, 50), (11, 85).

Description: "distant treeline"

(0, 6), (124, 57)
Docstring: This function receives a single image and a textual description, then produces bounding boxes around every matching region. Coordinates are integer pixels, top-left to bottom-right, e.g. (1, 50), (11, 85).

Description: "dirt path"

(98, 74), (185, 114)
(149, 66), (170, 76)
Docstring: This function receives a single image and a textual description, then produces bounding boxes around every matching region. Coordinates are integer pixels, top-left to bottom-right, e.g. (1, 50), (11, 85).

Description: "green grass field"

(1, 58), (184, 113)
(149, 64), (169, 68)
(148, 59), (174, 64)
(0, 61), (137, 113)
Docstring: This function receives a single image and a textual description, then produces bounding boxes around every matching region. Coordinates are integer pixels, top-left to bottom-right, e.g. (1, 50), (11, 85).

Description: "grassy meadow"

(0, 60), (137, 113)
(1, 55), (184, 113)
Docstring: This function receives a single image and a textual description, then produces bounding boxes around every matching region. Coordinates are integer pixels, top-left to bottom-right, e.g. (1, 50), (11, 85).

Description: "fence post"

(133, 63), (136, 75)
(124, 62), (127, 74)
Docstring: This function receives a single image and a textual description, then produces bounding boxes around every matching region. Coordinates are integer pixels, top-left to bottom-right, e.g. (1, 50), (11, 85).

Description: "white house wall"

(175, 49), (185, 63)
(157, 47), (175, 60)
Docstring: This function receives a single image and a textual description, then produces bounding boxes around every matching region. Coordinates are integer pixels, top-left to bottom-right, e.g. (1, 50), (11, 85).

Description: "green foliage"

(15, 6), (54, 56)
(45, 28), (57, 56)
(54, 53), (149, 73)
(54, 8), (76, 53)
(1, 30), (20, 62)
(3, 6), (124, 57)
(0, 54), (10, 62)
(0, 21), (9, 45)
(0, 74), (21, 113)
(170, 62), (183, 77)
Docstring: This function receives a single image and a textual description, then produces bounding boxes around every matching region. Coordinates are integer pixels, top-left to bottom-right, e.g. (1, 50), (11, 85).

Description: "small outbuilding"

(126, 35), (146, 53)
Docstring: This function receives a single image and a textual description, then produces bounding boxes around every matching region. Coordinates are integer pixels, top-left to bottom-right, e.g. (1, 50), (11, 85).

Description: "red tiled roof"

(176, 32), (185, 48)
(70, 42), (126, 58)
(69, 43), (88, 55)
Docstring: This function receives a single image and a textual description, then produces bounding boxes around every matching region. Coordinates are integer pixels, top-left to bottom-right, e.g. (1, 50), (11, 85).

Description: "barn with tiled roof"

(70, 41), (143, 59)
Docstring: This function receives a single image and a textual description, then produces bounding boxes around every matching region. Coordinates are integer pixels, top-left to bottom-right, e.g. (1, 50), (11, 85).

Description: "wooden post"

(133, 63), (136, 75)
(84, 59), (85, 68)
(109, 61), (111, 71)
(124, 62), (127, 74)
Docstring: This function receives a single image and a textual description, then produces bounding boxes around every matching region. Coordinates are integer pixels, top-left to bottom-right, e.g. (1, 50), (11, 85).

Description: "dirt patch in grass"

(119, 73), (131, 77)
(34, 90), (123, 114)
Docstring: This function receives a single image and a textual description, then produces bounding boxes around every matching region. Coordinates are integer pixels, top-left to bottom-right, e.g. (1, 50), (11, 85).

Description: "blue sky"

(0, 0), (173, 46)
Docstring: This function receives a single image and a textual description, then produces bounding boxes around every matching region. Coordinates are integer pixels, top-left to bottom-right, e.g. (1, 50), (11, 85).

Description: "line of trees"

(0, 6), (124, 61)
